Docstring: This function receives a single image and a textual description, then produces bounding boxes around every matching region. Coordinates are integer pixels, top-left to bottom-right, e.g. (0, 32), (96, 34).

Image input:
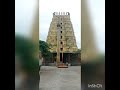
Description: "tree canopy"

(15, 35), (39, 74)
(39, 40), (52, 60)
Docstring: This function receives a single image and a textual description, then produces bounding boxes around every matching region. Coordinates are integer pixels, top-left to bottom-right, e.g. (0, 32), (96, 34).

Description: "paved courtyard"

(39, 66), (81, 90)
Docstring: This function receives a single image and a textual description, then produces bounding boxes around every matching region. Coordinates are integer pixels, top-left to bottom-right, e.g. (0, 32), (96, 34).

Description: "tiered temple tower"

(46, 12), (79, 65)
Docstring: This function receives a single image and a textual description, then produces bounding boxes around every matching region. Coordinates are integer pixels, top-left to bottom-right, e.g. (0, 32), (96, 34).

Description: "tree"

(15, 35), (39, 74)
(39, 40), (52, 62)
(15, 35), (39, 90)
(76, 48), (81, 53)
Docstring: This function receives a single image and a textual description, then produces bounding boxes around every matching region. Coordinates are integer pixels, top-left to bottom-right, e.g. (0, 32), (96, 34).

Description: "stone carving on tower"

(46, 12), (78, 53)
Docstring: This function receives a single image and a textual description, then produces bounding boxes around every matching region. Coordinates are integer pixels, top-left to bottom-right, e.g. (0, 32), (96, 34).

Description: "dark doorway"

(60, 53), (62, 62)
(60, 53), (68, 63)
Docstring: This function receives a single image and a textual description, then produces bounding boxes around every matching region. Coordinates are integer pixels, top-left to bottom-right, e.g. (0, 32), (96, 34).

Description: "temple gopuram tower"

(46, 12), (79, 66)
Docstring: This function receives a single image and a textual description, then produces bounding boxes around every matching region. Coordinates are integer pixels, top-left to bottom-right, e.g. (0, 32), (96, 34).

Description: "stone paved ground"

(39, 66), (81, 90)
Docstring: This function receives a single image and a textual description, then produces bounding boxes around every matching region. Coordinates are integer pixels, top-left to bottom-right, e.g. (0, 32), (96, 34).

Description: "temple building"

(46, 12), (80, 66)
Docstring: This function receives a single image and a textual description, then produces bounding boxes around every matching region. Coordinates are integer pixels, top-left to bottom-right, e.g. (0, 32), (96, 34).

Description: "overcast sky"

(15, 0), (105, 53)
(15, 0), (37, 37)
(87, 0), (105, 53)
